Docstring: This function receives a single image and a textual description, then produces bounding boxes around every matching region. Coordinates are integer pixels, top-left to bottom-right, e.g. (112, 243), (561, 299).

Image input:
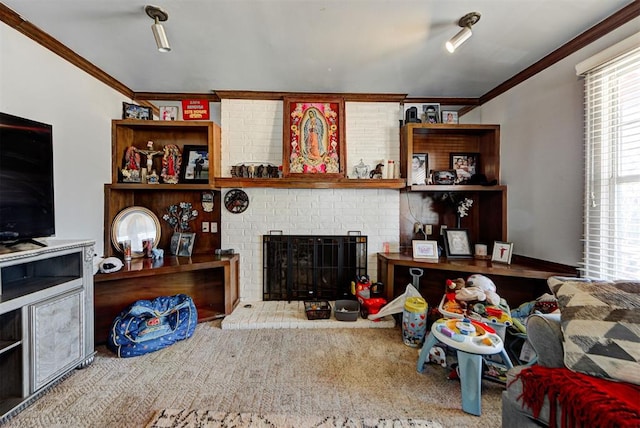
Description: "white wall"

(1, 25), (125, 255)
(221, 100), (401, 301)
(473, 16), (640, 266)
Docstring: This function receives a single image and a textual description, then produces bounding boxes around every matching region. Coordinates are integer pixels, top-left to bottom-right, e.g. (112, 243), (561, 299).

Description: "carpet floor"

(3, 320), (504, 428)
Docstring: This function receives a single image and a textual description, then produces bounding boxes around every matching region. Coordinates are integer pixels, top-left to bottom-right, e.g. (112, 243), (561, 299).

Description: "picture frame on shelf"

(443, 229), (473, 258)
(122, 102), (152, 120)
(180, 145), (209, 184)
(422, 103), (441, 123)
(431, 169), (457, 185)
(491, 241), (514, 264)
(442, 110), (459, 124)
(411, 153), (428, 185)
(159, 106), (179, 121)
(412, 240), (439, 260)
(282, 96), (346, 178)
(450, 152), (479, 184)
(177, 232), (196, 257)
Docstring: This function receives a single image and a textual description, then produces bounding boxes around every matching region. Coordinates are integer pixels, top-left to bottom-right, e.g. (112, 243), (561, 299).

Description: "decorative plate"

(224, 189), (249, 214)
(111, 206), (161, 257)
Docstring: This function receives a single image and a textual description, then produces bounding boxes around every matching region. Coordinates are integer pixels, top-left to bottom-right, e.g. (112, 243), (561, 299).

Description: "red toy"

(351, 275), (387, 318)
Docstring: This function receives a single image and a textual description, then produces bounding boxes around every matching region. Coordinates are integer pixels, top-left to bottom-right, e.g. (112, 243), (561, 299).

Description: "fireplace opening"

(263, 234), (367, 301)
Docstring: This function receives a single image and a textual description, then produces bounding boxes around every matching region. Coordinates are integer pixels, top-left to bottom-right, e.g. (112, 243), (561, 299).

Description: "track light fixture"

(446, 12), (481, 53)
(145, 5), (171, 52)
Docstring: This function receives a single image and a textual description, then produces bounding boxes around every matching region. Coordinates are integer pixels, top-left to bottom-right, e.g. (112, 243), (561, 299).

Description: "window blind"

(582, 46), (640, 280)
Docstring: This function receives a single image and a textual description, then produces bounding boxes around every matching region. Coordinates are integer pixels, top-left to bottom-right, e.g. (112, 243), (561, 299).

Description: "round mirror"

(111, 206), (161, 257)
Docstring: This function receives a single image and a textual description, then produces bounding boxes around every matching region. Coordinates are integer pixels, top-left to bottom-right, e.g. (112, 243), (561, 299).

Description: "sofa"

(502, 277), (640, 428)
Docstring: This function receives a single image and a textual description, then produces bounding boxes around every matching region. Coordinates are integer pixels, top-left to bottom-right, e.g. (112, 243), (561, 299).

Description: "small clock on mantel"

(224, 189), (249, 214)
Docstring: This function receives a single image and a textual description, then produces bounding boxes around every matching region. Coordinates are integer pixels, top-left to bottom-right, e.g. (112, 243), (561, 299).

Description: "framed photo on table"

(422, 103), (440, 123)
(159, 106), (179, 121)
(450, 153), (479, 184)
(180, 145), (209, 184)
(412, 240), (439, 260)
(443, 229), (473, 258)
(177, 232), (196, 257)
(411, 153), (428, 185)
(442, 111), (459, 124)
(122, 102), (152, 120)
(491, 241), (514, 264)
(282, 97), (345, 178)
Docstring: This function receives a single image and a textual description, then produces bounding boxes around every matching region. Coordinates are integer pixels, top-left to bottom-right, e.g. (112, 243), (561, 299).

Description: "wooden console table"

(377, 253), (577, 309)
(94, 253), (239, 344)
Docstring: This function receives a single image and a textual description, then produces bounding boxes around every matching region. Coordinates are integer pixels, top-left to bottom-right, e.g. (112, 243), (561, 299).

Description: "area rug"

(146, 409), (444, 428)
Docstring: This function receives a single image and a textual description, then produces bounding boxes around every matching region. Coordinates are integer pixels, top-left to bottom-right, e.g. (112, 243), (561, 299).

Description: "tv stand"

(0, 239), (95, 422)
(2, 238), (47, 248)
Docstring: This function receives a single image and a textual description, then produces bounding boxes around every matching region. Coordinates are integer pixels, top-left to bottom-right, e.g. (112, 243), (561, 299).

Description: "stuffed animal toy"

(466, 274), (501, 306)
(446, 278), (465, 292)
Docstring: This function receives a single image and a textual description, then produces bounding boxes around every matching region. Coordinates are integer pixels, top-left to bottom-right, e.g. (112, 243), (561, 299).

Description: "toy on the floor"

(351, 275), (387, 318)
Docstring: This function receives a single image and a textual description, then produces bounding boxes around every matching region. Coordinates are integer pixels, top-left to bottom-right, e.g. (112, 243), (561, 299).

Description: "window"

(581, 44), (640, 280)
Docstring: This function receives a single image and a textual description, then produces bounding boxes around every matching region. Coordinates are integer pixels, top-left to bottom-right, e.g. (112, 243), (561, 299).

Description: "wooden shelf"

(94, 254), (238, 282)
(214, 177), (406, 189)
(107, 183), (214, 191)
(94, 254), (239, 344)
(377, 252), (578, 308)
(409, 184), (506, 192)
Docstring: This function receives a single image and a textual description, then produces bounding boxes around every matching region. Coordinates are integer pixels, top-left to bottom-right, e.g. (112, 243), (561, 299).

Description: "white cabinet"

(0, 240), (95, 422)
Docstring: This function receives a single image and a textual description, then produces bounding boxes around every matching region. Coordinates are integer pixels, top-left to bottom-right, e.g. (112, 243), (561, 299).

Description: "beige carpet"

(146, 410), (444, 427)
(3, 320), (504, 428)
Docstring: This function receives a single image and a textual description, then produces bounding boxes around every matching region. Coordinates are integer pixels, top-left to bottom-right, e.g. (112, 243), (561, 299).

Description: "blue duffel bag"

(108, 294), (197, 358)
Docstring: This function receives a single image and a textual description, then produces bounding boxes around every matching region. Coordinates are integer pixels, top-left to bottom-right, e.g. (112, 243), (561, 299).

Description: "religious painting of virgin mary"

(282, 97), (345, 178)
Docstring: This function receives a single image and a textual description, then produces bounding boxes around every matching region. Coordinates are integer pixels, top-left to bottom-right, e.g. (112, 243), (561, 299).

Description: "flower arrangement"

(436, 192), (474, 227)
(457, 197), (474, 218)
(162, 202), (198, 232)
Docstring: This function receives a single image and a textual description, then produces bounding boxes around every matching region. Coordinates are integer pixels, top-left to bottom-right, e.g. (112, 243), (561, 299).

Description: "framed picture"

(450, 153), (479, 184)
(422, 103), (441, 123)
(491, 241), (514, 264)
(177, 232), (196, 257)
(122, 102), (152, 120)
(411, 153), (428, 185)
(432, 169), (457, 185)
(159, 106), (179, 121)
(442, 110), (459, 124)
(443, 229), (473, 258)
(282, 96), (346, 178)
(412, 240), (439, 259)
(180, 145), (209, 184)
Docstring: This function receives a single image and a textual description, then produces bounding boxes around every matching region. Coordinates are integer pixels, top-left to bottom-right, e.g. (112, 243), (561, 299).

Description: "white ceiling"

(2, 1), (635, 98)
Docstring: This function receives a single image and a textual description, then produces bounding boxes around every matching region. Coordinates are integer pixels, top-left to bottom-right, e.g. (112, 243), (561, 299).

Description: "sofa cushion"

(547, 277), (640, 385)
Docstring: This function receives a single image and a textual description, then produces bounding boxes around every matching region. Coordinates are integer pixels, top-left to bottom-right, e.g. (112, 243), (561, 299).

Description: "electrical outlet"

(414, 222), (423, 234)
(202, 222), (209, 233)
(211, 222), (218, 233)
(424, 224), (432, 235)
(440, 225), (448, 235)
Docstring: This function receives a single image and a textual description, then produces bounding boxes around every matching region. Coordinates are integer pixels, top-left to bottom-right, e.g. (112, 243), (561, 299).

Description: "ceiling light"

(145, 5), (171, 52)
(446, 12), (481, 53)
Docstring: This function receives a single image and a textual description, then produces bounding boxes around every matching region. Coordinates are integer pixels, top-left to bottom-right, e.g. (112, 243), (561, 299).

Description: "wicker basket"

(304, 300), (332, 320)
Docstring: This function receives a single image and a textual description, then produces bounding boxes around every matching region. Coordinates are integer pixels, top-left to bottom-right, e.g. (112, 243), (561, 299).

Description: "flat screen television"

(0, 112), (55, 246)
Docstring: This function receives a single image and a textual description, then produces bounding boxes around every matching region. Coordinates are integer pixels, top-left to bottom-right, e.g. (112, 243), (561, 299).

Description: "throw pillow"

(547, 276), (640, 385)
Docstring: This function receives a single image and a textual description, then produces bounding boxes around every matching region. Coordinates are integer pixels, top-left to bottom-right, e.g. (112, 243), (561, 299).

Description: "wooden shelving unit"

(98, 120), (238, 345)
(400, 123), (506, 248)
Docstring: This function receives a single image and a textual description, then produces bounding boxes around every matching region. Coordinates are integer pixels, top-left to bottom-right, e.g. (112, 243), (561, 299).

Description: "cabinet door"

(29, 291), (83, 392)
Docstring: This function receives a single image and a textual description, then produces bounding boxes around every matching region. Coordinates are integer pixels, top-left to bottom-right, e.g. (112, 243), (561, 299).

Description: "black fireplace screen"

(263, 234), (367, 301)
